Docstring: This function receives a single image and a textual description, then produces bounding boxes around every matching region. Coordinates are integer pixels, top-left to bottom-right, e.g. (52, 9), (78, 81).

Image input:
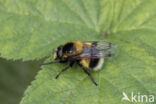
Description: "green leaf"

(0, 0), (99, 60)
(0, 0), (155, 104)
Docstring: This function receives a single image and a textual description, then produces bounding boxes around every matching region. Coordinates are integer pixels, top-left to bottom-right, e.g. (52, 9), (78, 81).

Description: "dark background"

(0, 58), (42, 104)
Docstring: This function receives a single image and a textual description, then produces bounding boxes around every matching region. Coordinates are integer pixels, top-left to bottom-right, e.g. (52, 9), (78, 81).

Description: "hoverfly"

(41, 41), (116, 86)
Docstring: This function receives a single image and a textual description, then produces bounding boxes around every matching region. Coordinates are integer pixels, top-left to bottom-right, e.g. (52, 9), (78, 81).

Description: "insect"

(41, 41), (116, 86)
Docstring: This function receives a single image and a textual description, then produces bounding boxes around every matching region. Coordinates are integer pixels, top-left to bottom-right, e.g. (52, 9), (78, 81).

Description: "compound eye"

(62, 43), (74, 54)
(57, 46), (62, 50)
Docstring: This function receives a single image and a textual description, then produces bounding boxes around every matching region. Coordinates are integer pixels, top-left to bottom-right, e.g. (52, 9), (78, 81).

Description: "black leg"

(40, 60), (67, 66)
(82, 67), (98, 86)
(55, 62), (74, 79)
(55, 65), (70, 79)
(40, 61), (59, 66)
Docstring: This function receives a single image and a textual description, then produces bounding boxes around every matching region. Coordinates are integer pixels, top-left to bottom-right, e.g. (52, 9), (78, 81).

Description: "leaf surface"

(0, 0), (156, 104)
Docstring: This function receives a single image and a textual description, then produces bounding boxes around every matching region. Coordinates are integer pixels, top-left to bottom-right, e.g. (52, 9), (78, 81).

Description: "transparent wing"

(70, 41), (117, 60)
(90, 41), (116, 50)
(93, 41), (116, 57)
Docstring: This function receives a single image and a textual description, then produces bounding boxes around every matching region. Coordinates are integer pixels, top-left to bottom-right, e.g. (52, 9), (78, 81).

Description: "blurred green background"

(0, 58), (42, 104)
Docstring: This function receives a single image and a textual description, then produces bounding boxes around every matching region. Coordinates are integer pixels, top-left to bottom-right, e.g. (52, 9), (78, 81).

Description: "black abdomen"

(89, 58), (100, 69)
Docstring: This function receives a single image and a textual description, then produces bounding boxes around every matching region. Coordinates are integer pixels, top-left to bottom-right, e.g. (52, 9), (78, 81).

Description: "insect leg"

(40, 60), (67, 66)
(40, 61), (59, 66)
(82, 67), (98, 86)
(55, 62), (74, 79)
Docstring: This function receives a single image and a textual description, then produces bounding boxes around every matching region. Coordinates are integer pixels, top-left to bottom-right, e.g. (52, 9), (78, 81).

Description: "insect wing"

(94, 41), (116, 57)
(70, 41), (116, 60)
